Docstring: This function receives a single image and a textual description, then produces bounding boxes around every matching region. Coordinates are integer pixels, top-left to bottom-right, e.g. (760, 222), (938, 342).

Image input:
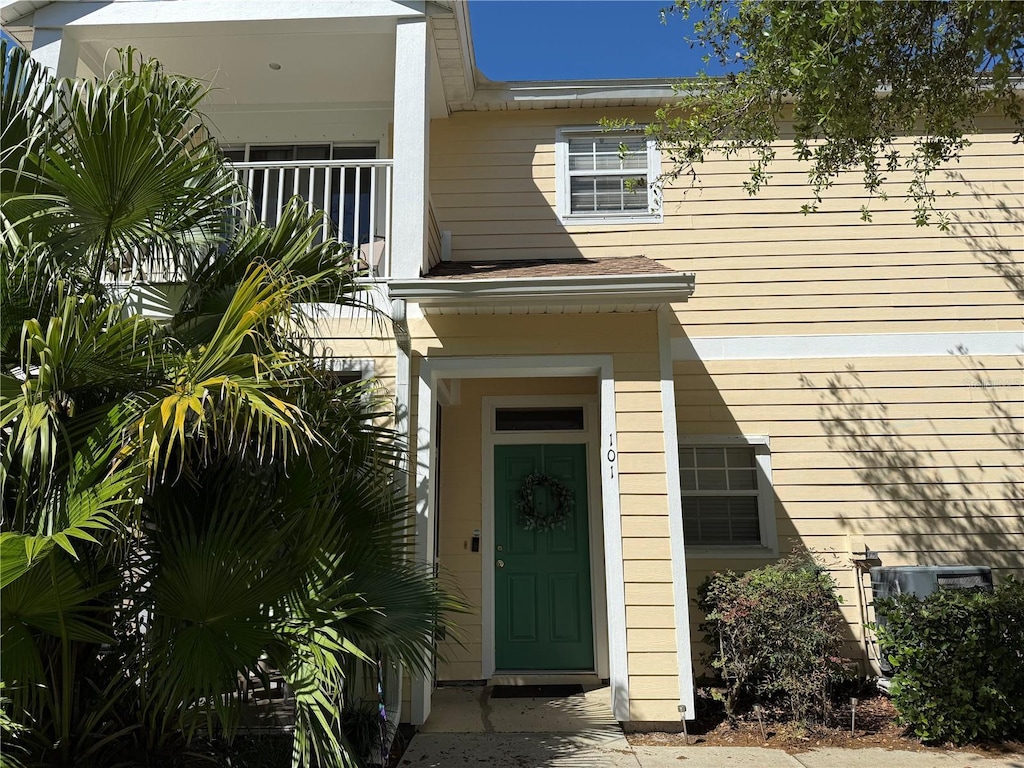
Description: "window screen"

(566, 134), (650, 214)
(680, 445), (761, 545)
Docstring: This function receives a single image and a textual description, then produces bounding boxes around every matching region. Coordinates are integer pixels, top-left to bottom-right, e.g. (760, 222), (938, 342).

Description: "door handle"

(496, 559), (505, 568)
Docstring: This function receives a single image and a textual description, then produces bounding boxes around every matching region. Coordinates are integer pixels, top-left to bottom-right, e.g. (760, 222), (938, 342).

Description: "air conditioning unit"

(870, 565), (993, 678)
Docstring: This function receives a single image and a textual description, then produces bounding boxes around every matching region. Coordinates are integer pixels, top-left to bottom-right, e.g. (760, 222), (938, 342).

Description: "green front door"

(494, 444), (594, 671)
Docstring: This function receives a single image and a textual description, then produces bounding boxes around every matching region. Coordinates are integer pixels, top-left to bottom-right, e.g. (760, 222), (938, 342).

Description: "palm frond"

(174, 200), (370, 349)
(2, 45), (238, 296)
(1, 293), (159, 516)
(134, 264), (320, 479)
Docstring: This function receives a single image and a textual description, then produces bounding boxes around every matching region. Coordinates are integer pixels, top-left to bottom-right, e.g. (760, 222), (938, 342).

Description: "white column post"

(30, 27), (80, 77)
(658, 306), (696, 720)
(391, 17), (430, 279)
(410, 360), (437, 725)
(599, 360), (630, 721)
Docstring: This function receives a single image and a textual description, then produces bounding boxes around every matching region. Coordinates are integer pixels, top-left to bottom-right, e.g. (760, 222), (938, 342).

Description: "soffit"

(429, 2), (475, 108)
(0, 0), (48, 48)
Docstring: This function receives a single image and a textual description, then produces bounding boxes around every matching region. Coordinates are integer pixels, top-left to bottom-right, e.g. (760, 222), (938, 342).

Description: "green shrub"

(874, 579), (1024, 745)
(697, 554), (850, 723)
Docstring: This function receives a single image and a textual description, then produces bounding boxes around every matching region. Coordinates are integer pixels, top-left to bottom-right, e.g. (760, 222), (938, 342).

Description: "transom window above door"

(555, 128), (662, 225)
(494, 407), (586, 432)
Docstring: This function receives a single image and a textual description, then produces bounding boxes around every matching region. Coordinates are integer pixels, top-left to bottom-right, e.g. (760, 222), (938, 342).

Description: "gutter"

(388, 272), (696, 307)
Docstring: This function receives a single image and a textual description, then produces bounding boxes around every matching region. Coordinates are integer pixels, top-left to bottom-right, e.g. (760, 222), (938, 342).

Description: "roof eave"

(388, 272), (696, 308)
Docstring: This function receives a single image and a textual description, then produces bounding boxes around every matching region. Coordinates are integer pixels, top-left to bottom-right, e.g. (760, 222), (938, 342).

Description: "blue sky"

(468, 0), (710, 81)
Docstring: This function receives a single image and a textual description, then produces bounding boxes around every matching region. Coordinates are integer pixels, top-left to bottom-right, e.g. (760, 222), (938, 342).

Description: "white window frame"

(679, 435), (777, 558)
(555, 126), (662, 225)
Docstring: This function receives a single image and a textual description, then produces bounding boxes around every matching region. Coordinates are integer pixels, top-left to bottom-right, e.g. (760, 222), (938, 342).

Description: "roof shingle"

(423, 256), (673, 280)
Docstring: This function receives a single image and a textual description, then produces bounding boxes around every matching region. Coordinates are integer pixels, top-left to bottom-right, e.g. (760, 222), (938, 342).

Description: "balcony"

(102, 159), (393, 284)
(237, 159), (393, 279)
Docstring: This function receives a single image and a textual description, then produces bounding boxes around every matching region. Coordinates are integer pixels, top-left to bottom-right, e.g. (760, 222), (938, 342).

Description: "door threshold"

(489, 672), (601, 687)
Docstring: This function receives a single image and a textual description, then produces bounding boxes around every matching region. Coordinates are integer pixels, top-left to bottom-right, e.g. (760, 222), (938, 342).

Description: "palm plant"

(1, 41), (457, 768)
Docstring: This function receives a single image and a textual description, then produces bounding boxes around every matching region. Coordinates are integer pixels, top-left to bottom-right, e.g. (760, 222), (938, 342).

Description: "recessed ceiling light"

(268, 62), (282, 71)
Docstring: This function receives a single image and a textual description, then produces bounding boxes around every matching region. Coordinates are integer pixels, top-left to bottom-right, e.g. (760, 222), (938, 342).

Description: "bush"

(697, 554), (850, 723)
(874, 579), (1024, 745)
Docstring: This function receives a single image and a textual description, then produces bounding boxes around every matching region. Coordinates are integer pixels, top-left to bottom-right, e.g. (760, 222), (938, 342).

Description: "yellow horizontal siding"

(622, 537), (673, 561)
(629, 700), (683, 721)
(627, 628), (677, 653)
(773, 448), (1022, 470)
(440, 221), (1022, 250)
(678, 353), (1023, 663)
(621, 516), (673, 539)
(432, 196), (1018, 227)
(626, 606), (677, 629)
(620, 497), (670, 518)
(777, 515), (1022, 538)
(772, 465), (1017, 486)
(617, 452), (667, 473)
(629, 675), (680, 700)
(617, 434), (667, 454)
(615, 391), (665, 412)
(627, 652), (680, 675)
(624, 582), (676, 606)
(430, 106), (1018, 337)
(679, 383), (1018, 406)
(623, 560), (675, 583)
(618, 474), (671, 496)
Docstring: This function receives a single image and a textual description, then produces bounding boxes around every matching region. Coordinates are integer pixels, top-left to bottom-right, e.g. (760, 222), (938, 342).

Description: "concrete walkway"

(398, 687), (1024, 768)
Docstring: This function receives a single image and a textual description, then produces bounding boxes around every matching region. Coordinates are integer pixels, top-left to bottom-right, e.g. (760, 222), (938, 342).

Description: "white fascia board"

(388, 272), (696, 306)
(469, 83), (677, 109)
(485, 79), (676, 97)
(34, 1), (427, 29)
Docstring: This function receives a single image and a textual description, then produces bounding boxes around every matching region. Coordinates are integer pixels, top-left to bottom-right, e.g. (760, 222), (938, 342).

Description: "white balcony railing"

(236, 159), (393, 279)
(100, 159), (393, 284)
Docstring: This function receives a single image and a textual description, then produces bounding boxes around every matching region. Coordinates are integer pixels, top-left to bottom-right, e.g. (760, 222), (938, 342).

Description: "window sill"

(685, 544), (778, 559)
(559, 212), (663, 227)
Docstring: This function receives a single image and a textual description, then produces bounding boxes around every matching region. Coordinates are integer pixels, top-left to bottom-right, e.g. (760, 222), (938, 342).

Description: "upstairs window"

(679, 436), (777, 555)
(555, 128), (661, 224)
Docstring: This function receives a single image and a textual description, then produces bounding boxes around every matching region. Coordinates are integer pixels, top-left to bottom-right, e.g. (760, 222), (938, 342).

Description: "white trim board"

(657, 306), (697, 720)
(673, 331), (1023, 361)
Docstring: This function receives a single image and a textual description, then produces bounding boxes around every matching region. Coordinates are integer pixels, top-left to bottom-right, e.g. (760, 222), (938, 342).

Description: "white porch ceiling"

(78, 22), (397, 108)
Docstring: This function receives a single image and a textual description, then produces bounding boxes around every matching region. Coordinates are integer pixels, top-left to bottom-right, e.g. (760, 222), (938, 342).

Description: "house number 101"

(606, 433), (617, 478)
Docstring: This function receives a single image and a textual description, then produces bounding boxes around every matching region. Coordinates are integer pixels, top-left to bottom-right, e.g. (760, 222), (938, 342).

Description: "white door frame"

(481, 394), (608, 681)
(412, 355), (628, 724)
